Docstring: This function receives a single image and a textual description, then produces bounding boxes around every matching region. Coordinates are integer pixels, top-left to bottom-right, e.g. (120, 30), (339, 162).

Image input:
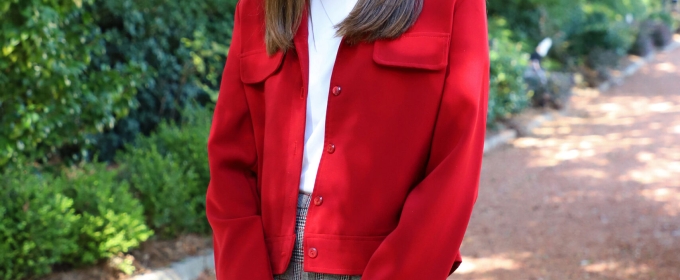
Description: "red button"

(332, 86), (341, 96)
(313, 196), (323, 206)
(308, 248), (318, 258)
(327, 144), (336, 154)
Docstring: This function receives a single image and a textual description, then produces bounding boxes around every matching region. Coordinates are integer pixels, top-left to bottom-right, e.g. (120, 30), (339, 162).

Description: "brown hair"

(265, 0), (423, 54)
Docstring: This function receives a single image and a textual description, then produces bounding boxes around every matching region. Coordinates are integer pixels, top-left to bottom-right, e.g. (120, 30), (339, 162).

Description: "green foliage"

(119, 105), (213, 234)
(138, 105), (212, 186)
(487, 0), (667, 70)
(117, 144), (202, 238)
(92, 0), (235, 161)
(55, 163), (153, 265)
(0, 162), (156, 278)
(487, 18), (531, 125)
(0, 168), (78, 280)
(0, 0), (236, 166)
(0, 0), (143, 167)
(551, 2), (638, 68)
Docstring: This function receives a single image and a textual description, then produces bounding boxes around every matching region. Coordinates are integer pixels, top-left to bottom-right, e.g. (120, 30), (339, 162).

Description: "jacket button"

(313, 196), (323, 206)
(331, 86), (341, 96)
(308, 248), (318, 258)
(327, 144), (335, 154)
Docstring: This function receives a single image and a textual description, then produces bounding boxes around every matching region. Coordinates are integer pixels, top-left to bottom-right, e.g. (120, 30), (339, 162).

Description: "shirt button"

(327, 144), (336, 154)
(308, 248), (318, 258)
(331, 86), (342, 96)
(313, 196), (323, 206)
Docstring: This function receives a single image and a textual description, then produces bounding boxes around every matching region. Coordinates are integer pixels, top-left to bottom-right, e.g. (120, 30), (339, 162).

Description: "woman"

(206, 0), (489, 278)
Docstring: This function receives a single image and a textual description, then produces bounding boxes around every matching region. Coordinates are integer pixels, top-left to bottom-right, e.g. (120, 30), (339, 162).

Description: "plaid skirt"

(273, 193), (362, 280)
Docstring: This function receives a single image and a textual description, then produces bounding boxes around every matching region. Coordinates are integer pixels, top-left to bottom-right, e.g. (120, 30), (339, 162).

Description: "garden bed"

(42, 235), (212, 280)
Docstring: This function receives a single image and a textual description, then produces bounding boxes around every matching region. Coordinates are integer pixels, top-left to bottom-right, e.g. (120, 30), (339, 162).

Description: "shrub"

(0, 0), (143, 167)
(647, 11), (676, 47)
(487, 17), (531, 126)
(651, 22), (674, 47)
(527, 72), (574, 110)
(120, 104), (213, 234)
(0, 168), (79, 280)
(488, 0), (662, 72)
(91, 0), (235, 161)
(117, 144), (202, 238)
(135, 105), (212, 187)
(632, 20), (659, 57)
(55, 163), (153, 266)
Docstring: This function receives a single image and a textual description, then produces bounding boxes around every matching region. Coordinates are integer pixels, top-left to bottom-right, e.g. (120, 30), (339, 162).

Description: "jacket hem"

(302, 234), (387, 275)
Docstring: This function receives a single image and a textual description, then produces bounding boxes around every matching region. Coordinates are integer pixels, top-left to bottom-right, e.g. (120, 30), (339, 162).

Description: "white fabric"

(299, 0), (358, 194)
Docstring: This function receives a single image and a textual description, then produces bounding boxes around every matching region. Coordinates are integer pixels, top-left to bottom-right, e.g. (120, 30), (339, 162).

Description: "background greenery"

(0, 0), (676, 278)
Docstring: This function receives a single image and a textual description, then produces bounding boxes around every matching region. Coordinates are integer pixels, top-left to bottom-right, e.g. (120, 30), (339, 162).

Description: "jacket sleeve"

(361, 0), (489, 278)
(206, 2), (273, 279)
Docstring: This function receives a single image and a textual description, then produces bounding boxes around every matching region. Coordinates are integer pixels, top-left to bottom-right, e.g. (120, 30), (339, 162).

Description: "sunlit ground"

(450, 43), (680, 279)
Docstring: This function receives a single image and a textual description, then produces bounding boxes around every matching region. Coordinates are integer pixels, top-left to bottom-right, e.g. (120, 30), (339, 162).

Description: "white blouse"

(299, 0), (359, 194)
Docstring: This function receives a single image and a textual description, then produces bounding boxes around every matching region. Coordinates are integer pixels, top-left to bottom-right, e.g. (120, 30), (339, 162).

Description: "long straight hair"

(264, 0), (423, 54)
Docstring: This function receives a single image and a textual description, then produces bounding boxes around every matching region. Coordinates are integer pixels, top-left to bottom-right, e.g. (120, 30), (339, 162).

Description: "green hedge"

(484, 0), (673, 121)
(0, 163), (152, 279)
(0, 105), (211, 279)
(91, 0), (236, 162)
(117, 104), (213, 236)
(0, 0), (143, 167)
(0, 0), (236, 167)
(117, 145), (202, 237)
(56, 164), (153, 266)
(0, 168), (78, 280)
(488, 0), (668, 69)
(487, 17), (531, 126)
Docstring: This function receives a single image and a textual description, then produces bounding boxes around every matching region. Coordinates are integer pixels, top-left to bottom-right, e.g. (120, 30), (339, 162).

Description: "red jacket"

(206, 0), (489, 278)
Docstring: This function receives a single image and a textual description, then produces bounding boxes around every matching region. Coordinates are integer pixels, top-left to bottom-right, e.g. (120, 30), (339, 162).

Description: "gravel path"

(450, 48), (680, 279)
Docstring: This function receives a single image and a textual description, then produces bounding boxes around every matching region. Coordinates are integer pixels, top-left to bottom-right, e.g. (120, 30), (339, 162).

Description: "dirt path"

(450, 48), (680, 280)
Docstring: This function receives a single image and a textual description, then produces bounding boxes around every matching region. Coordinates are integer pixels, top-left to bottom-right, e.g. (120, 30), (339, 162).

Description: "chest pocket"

(373, 32), (450, 71)
(240, 49), (285, 84)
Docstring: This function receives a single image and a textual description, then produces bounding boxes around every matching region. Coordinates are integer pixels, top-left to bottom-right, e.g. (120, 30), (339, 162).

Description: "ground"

(449, 48), (680, 279)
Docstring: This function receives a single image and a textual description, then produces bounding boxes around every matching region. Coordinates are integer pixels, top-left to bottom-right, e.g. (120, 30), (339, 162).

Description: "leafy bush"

(55, 163), (153, 266)
(91, 0), (235, 161)
(117, 144), (202, 237)
(561, 3), (637, 69)
(488, 0), (664, 71)
(487, 18), (531, 126)
(119, 105), (213, 234)
(134, 105), (212, 187)
(0, 168), (78, 280)
(0, 0), (143, 167)
(646, 11), (676, 47)
(632, 20), (660, 56)
(1, 0), (237, 166)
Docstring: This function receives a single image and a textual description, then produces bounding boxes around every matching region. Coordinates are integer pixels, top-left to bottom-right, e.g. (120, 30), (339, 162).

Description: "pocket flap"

(240, 50), (285, 84)
(373, 32), (450, 70)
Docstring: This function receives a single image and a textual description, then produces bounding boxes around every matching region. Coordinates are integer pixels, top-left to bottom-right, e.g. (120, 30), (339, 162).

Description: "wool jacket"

(206, 0), (489, 278)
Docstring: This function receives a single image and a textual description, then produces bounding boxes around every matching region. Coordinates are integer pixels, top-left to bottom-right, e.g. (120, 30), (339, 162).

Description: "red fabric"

(206, 0), (489, 278)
